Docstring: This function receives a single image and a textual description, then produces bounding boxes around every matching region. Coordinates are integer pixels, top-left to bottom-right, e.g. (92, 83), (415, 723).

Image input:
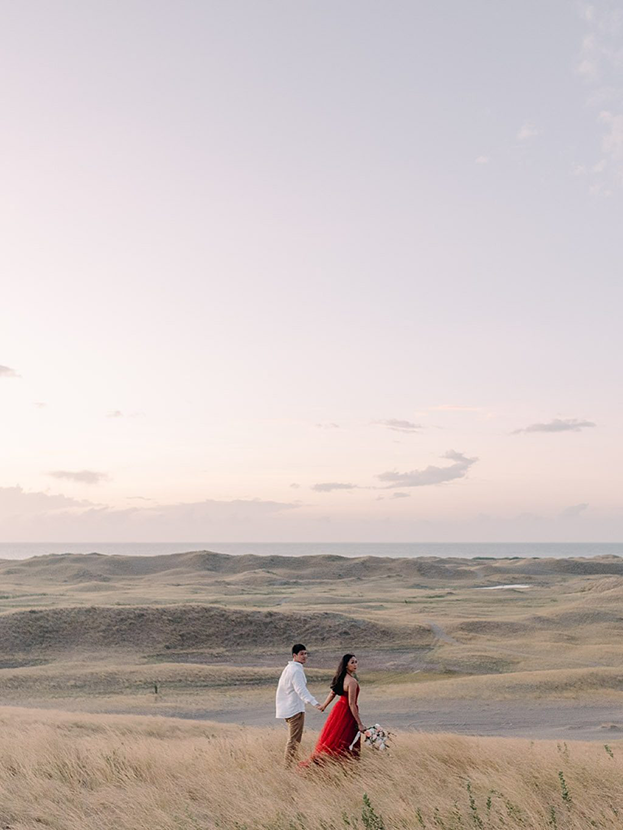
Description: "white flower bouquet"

(363, 724), (391, 750)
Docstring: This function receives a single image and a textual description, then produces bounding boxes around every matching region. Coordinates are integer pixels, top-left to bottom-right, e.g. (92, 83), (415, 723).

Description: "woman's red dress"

(303, 686), (361, 765)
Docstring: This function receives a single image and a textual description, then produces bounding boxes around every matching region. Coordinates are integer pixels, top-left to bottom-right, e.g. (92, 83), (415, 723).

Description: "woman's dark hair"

(330, 653), (355, 696)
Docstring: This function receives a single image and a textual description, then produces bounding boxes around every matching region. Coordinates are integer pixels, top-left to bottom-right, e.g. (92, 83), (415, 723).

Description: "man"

(276, 643), (322, 766)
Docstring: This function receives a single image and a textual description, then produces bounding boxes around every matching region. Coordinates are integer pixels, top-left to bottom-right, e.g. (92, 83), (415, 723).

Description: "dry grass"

(0, 604), (416, 654)
(0, 707), (622, 829)
(3, 551), (623, 683)
(7, 659), (623, 720)
(3, 551), (623, 728)
(2, 553), (623, 827)
(364, 665), (623, 702)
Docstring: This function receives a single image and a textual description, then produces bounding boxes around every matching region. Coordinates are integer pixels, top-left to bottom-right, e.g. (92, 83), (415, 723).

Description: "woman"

(301, 653), (366, 765)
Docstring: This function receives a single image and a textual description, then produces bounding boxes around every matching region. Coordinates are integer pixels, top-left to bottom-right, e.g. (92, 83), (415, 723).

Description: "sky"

(1, 0), (622, 543)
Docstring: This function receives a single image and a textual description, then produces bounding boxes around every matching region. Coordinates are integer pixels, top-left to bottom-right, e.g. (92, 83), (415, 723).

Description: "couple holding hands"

(275, 643), (365, 767)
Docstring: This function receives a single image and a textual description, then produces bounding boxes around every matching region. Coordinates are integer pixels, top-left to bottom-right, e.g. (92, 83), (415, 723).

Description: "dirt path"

(124, 697), (623, 742)
(427, 621), (460, 646)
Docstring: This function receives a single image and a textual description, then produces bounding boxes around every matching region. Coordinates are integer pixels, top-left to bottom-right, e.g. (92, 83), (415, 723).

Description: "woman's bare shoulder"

(344, 675), (359, 689)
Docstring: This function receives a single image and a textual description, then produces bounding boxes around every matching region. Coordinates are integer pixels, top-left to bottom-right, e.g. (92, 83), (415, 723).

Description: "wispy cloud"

(599, 110), (623, 181)
(48, 470), (110, 485)
(513, 418), (596, 434)
(0, 486), (92, 518)
(33, 402), (46, 408)
(517, 122), (539, 141)
(373, 419), (421, 433)
(377, 450), (478, 489)
(576, 4), (623, 189)
(560, 502), (589, 519)
(312, 482), (358, 493)
(475, 155), (490, 165)
(577, 32), (599, 79)
(107, 410), (124, 418)
(391, 492), (410, 499)
(0, 365), (20, 379)
(0, 489), (302, 540)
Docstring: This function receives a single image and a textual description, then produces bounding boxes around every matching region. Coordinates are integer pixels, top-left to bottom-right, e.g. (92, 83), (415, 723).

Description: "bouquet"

(354, 724), (390, 751)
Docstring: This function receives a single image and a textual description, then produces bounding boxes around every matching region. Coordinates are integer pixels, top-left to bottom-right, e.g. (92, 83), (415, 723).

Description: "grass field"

(1, 707), (622, 829)
(2, 550), (623, 827)
(1, 550), (623, 718)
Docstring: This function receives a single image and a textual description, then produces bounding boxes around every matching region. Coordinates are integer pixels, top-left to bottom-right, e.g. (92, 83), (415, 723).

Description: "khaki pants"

(284, 711), (305, 766)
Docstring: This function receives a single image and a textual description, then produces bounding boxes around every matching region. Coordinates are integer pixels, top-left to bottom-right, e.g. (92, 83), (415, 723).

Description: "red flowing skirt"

(303, 691), (361, 765)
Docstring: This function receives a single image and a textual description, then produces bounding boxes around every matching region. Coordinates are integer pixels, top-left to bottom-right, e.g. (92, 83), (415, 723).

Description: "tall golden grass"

(1, 707), (622, 829)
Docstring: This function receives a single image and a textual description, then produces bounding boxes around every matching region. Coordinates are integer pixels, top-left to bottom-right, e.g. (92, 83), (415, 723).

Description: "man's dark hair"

(292, 643), (307, 655)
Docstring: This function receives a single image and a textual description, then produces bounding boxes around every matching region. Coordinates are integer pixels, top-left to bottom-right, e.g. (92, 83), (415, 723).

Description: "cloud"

(1, 486), (621, 543)
(577, 33), (599, 78)
(316, 423), (340, 430)
(600, 110), (623, 174)
(48, 470), (110, 485)
(577, 58), (598, 78)
(576, 6), (623, 189)
(0, 365), (20, 379)
(33, 402), (46, 408)
(517, 122), (538, 141)
(140, 498), (300, 521)
(391, 492), (410, 499)
(589, 180), (612, 197)
(289, 483), (300, 489)
(576, 7), (623, 80)
(0, 486), (93, 519)
(0, 490), (303, 541)
(311, 482), (358, 493)
(560, 503), (589, 519)
(513, 418), (596, 434)
(373, 419), (421, 433)
(475, 156), (489, 165)
(107, 410), (124, 418)
(377, 450), (478, 489)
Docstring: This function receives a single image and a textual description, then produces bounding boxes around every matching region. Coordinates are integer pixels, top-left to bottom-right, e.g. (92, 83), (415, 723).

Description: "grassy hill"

(0, 604), (423, 654)
(1, 551), (623, 726)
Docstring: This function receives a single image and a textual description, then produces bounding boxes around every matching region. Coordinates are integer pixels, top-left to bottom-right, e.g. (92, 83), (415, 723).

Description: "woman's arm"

(346, 680), (365, 731)
(319, 691), (336, 712)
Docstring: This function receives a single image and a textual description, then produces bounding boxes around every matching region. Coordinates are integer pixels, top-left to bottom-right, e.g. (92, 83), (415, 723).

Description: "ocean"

(0, 542), (621, 560)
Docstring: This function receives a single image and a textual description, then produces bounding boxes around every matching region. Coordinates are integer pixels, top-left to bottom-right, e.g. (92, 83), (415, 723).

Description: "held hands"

(315, 704), (324, 711)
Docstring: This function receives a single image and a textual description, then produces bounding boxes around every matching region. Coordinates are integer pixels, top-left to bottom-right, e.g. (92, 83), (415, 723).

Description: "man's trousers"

(284, 711), (305, 765)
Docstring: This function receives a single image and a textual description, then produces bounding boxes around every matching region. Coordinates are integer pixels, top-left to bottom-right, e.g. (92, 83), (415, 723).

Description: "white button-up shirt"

(275, 660), (319, 719)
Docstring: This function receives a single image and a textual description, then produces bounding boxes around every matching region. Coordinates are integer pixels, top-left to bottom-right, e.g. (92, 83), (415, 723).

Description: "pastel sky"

(1, 1), (622, 542)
